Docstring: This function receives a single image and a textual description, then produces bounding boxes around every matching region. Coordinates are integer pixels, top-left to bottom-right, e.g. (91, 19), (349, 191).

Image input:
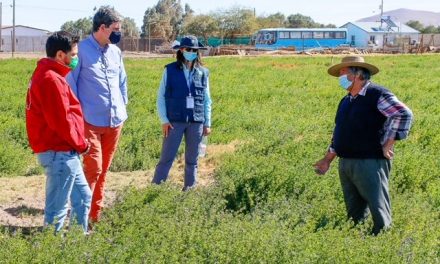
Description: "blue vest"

(333, 84), (389, 159)
(165, 62), (208, 123)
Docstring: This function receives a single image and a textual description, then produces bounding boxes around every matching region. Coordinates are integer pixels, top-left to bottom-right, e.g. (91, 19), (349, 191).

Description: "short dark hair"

(45, 31), (79, 58)
(92, 6), (121, 32)
(349, 66), (371, 80)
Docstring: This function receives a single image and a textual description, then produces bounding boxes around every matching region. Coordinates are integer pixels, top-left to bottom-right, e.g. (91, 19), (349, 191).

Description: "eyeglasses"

(184, 48), (198, 52)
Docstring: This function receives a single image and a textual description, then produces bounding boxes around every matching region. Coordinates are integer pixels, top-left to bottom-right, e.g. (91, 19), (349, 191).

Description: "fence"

(0, 35), (254, 53)
(116, 36), (253, 52)
(419, 34), (440, 46)
(117, 37), (168, 52)
(200, 37), (252, 47)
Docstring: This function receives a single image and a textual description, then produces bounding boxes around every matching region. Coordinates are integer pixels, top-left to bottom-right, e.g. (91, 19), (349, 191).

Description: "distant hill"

(357, 8), (440, 27)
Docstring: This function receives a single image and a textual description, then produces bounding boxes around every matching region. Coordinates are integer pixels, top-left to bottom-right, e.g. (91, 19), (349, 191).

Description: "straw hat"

(327, 56), (379, 77)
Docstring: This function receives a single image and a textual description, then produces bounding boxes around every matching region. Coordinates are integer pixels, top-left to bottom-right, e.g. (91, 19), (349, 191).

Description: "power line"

(15, 4), (90, 13)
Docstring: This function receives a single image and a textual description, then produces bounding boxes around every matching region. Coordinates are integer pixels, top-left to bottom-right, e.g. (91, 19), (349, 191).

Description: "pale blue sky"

(1, 0), (439, 31)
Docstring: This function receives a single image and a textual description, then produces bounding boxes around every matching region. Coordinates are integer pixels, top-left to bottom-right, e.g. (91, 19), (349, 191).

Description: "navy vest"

(333, 83), (390, 159)
(165, 62), (208, 123)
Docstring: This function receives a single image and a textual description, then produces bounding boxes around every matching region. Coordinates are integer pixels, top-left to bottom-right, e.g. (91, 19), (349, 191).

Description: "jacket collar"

(37, 57), (71, 77)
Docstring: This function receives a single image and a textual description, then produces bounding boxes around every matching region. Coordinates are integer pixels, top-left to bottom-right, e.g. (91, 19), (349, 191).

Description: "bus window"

(279, 32), (290, 39)
(302, 32), (313, 39)
(335, 32), (346, 39)
(290, 32), (301, 39)
(324, 32), (334, 38)
(314, 32), (324, 39)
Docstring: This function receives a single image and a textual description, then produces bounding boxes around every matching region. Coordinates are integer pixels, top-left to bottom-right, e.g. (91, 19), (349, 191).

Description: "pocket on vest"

(166, 98), (184, 120)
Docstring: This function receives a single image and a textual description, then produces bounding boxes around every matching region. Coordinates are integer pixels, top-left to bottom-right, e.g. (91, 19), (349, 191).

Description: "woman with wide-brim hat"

(152, 35), (212, 190)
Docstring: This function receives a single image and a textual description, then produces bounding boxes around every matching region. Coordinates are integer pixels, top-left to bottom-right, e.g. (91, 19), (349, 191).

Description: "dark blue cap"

(172, 35), (207, 50)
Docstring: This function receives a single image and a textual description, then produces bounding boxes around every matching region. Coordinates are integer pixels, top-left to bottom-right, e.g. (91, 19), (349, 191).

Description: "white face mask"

(338, 74), (353, 90)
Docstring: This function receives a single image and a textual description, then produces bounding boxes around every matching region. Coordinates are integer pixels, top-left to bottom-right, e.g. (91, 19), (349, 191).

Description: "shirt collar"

(182, 63), (200, 74)
(88, 34), (109, 52)
(348, 81), (371, 100)
(358, 81), (371, 96)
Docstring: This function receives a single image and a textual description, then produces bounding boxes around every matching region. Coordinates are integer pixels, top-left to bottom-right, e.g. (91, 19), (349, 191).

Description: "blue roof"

(341, 21), (419, 34)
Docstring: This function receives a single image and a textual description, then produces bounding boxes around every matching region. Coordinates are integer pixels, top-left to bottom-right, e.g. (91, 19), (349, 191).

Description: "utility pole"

(379, 0), (384, 29)
(12, 0), (15, 56)
(0, 2), (3, 52)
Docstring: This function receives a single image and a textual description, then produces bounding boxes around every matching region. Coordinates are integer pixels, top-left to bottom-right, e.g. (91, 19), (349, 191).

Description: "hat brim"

(172, 44), (207, 50)
(328, 62), (379, 77)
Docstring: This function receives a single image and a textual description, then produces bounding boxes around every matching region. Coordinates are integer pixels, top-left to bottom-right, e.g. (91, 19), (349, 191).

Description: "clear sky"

(1, 0), (439, 31)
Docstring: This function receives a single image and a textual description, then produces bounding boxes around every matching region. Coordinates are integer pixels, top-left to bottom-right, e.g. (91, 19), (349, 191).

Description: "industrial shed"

(1, 25), (50, 52)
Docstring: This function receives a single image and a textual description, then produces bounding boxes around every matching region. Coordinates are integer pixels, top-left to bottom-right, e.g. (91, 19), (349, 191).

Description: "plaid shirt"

(330, 82), (413, 153)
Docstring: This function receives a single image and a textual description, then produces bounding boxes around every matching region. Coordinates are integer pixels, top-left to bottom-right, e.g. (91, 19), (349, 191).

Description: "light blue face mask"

(183, 51), (198, 62)
(338, 74), (353, 90)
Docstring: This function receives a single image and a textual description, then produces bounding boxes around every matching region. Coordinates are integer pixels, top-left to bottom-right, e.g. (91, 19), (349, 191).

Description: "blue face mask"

(109, 31), (122, 44)
(183, 51), (198, 62)
(338, 74), (353, 90)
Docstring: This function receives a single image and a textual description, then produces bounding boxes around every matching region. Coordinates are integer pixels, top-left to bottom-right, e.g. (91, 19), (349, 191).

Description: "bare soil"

(0, 141), (239, 229)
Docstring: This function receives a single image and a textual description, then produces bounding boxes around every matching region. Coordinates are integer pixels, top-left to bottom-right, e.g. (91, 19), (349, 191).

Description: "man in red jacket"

(26, 31), (92, 233)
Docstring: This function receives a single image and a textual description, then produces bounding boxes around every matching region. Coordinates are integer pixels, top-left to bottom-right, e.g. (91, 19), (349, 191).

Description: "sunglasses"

(184, 48), (198, 52)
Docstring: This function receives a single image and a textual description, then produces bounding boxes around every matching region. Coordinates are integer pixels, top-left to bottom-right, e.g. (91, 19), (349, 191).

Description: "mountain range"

(357, 8), (440, 27)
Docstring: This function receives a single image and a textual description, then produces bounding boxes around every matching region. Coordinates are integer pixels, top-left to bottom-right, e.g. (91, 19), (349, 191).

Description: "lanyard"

(185, 67), (194, 96)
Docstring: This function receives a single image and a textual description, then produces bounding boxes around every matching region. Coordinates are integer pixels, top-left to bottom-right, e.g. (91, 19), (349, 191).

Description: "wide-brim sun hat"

(328, 56), (379, 77)
(172, 35), (207, 50)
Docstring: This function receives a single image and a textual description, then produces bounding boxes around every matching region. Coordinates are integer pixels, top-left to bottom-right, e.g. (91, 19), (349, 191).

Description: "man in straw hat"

(314, 56), (413, 235)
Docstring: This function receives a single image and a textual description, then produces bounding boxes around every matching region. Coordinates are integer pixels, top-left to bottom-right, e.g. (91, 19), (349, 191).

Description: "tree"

(141, 0), (185, 41)
(182, 15), (219, 45)
(286, 13), (320, 28)
(421, 25), (439, 34)
(214, 6), (258, 39)
(61, 17), (93, 39)
(256, 13), (286, 28)
(406, 20), (424, 32)
(122, 17), (140, 38)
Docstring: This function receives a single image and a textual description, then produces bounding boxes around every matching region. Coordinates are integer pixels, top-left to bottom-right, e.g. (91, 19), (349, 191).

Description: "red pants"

(83, 122), (123, 222)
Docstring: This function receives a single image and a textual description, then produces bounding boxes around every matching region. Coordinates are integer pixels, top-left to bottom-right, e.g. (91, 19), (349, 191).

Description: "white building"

(341, 17), (419, 49)
(1, 25), (50, 52)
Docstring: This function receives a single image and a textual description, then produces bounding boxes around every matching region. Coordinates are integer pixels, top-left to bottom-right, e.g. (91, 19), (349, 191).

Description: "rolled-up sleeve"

(377, 93), (413, 143)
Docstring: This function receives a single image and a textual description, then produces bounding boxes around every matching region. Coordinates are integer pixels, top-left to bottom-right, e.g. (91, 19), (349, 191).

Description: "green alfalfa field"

(0, 54), (439, 263)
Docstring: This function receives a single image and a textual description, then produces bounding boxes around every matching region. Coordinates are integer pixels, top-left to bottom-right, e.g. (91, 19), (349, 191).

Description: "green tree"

(406, 20), (424, 32)
(141, 0), (185, 41)
(286, 13), (320, 28)
(215, 6), (258, 39)
(256, 13), (286, 28)
(60, 17), (93, 39)
(421, 25), (439, 34)
(122, 17), (140, 38)
(182, 14), (219, 45)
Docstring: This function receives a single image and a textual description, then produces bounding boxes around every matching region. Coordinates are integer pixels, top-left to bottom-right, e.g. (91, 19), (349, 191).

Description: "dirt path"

(0, 141), (239, 229)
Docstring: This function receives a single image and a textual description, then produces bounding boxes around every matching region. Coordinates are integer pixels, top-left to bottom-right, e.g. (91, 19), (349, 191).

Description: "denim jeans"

(37, 151), (92, 233)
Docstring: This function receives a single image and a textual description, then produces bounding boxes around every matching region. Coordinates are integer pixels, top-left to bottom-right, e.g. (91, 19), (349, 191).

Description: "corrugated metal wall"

(1, 36), (48, 52)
